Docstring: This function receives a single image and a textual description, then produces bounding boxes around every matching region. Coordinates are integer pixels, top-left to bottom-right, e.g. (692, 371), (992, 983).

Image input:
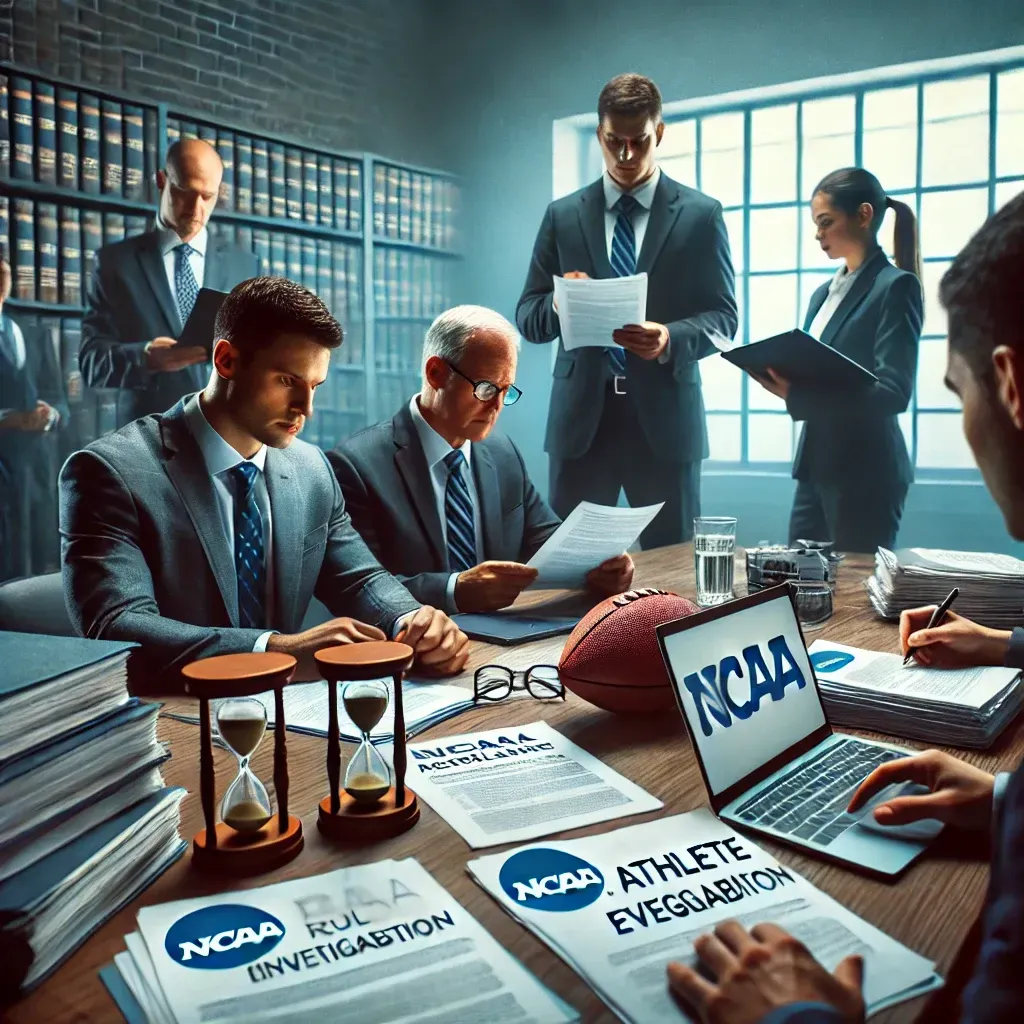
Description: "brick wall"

(5, 0), (448, 168)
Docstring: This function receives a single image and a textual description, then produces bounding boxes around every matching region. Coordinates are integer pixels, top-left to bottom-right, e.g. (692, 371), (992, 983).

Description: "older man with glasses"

(328, 305), (634, 614)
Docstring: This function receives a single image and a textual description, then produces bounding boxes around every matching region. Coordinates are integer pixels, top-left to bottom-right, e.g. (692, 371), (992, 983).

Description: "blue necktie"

(231, 462), (266, 629)
(174, 243), (200, 324)
(608, 193), (639, 378)
(443, 449), (476, 573)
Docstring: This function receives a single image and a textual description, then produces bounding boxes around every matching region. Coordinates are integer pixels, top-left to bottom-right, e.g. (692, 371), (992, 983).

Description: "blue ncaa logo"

(498, 848), (605, 912)
(165, 904), (286, 969)
(810, 650), (855, 673)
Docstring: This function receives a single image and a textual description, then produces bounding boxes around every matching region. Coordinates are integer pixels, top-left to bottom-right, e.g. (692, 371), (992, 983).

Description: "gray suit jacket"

(59, 397), (420, 692)
(80, 229), (259, 424)
(327, 404), (561, 609)
(515, 173), (738, 462)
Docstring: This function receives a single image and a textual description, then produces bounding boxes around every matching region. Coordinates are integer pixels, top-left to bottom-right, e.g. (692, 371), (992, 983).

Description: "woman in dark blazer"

(754, 167), (923, 552)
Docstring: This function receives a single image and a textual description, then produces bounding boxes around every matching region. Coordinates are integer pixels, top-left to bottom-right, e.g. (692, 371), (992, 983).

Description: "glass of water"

(693, 517), (737, 607)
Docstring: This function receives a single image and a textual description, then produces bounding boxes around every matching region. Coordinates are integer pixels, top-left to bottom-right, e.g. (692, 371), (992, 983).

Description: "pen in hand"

(903, 586), (960, 666)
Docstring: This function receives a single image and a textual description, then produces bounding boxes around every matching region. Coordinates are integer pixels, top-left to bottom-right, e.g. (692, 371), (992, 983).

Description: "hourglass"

(316, 641), (420, 842)
(217, 699), (273, 833)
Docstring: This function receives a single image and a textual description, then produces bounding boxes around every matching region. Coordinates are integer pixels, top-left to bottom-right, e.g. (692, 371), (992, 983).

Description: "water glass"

(693, 516), (737, 607)
(791, 581), (834, 630)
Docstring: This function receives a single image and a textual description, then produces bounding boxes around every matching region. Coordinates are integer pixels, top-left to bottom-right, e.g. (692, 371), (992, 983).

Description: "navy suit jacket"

(327, 403), (561, 609)
(789, 248), (923, 487)
(515, 173), (738, 463)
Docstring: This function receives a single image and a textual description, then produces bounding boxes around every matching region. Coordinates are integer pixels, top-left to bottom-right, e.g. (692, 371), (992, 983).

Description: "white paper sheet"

(553, 273), (648, 350)
(526, 500), (663, 588)
(468, 809), (941, 1023)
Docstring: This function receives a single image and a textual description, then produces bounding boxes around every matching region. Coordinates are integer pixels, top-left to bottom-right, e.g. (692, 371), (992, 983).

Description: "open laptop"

(656, 584), (942, 879)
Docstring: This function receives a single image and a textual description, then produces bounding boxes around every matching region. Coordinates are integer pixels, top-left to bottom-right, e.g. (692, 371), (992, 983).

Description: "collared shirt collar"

(603, 165), (661, 212)
(408, 395), (472, 474)
(156, 215), (209, 259)
(184, 393), (268, 478)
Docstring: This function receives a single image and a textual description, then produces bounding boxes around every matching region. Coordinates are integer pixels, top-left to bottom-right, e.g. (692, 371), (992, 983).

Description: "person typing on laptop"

(663, 192), (1024, 1023)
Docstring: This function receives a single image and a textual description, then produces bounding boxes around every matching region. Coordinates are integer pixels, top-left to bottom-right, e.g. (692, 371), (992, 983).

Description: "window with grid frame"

(576, 60), (1024, 475)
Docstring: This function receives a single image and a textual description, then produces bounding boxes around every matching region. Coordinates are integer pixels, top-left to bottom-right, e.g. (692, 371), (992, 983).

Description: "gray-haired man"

(328, 305), (634, 613)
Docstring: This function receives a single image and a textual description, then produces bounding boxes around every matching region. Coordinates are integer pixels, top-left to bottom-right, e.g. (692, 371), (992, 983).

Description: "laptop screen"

(659, 588), (827, 796)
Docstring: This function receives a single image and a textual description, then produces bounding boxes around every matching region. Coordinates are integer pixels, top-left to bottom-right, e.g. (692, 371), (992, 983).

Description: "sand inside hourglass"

(217, 702), (272, 833)
(344, 686), (391, 804)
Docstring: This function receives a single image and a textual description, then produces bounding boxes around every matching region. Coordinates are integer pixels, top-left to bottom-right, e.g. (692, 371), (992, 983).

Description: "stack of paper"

(867, 547), (1024, 629)
(468, 809), (942, 1024)
(809, 640), (1023, 748)
(102, 857), (577, 1023)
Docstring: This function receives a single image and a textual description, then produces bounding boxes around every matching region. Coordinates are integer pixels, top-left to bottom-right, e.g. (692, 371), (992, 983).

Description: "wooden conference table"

(11, 543), (1023, 1023)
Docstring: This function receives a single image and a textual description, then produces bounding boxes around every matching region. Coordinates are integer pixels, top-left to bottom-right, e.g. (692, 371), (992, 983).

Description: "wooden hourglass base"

(318, 787), (419, 842)
(192, 815), (304, 876)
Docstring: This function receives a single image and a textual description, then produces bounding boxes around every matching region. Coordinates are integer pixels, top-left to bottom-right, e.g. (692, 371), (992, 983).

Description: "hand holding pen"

(900, 588), (1013, 668)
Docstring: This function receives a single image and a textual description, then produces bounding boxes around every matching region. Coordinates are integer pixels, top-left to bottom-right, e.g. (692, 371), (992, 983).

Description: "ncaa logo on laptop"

(165, 904), (285, 969)
(498, 848), (605, 912)
(810, 650), (855, 673)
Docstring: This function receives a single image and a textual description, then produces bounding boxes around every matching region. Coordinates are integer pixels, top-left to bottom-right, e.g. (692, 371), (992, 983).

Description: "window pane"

(863, 86), (918, 191)
(921, 260), (952, 336)
(799, 204), (831, 270)
(748, 273), (798, 343)
(995, 179), (1024, 211)
(749, 206), (798, 271)
(922, 76), (989, 186)
(661, 154), (697, 188)
(799, 272), (832, 321)
(700, 112), (745, 208)
(899, 411), (913, 456)
(700, 353), (742, 411)
(707, 414), (742, 461)
(997, 68), (1024, 177)
(748, 414), (794, 462)
(748, 378), (788, 411)
(801, 95), (855, 195)
(916, 412), (973, 469)
(661, 119), (696, 158)
(751, 104), (797, 203)
(915, 339), (958, 410)
(919, 188), (989, 258)
(724, 208), (745, 273)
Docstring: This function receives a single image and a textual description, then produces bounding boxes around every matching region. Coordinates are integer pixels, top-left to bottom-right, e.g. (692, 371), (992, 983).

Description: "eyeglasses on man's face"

(473, 664), (564, 703)
(445, 361), (523, 406)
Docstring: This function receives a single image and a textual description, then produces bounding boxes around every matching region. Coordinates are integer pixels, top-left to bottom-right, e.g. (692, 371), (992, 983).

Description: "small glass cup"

(693, 516), (737, 607)
(791, 581), (834, 630)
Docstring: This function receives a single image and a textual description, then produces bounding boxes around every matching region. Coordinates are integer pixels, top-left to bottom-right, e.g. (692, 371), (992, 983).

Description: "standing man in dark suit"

(662, 193), (1024, 1024)
(328, 305), (634, 613)
(80, 138), (259, 425)
(61, 277), (468, 692)
(516, 73), (738, 549)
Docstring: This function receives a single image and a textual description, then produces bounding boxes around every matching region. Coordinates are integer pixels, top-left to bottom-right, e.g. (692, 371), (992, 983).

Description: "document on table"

(393, 720), (662, 848)
(468, 809), (942, 1023)
(527, 500), (663, 588)
(112, 857), (576, 1024)
(553, 272), (648, 350)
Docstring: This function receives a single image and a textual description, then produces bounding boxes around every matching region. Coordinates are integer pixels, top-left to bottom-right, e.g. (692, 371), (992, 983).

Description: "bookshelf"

(0, 61), (462, 451)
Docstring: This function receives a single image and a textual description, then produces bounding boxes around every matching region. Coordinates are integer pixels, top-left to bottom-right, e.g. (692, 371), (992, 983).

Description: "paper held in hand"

(468, 809), (942, 1024)
(527, 500), (663, 589)
(553, 273), (648, 350)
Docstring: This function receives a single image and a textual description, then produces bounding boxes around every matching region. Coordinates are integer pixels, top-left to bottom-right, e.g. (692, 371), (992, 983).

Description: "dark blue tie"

(443, 449), (476, 573)
(608, 193), (639, 378)
(174, 242), (200, 324)
(230, 462), (266, 629)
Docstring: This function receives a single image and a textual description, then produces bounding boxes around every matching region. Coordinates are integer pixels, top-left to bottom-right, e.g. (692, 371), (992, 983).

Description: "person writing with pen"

(663, 191), (1024, 1022)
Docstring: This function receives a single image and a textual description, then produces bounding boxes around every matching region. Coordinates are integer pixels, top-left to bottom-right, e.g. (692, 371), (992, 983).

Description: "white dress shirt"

(409, 395), (483, 612)
(156, 218), (208, 323)
(807, 258), (868, 340)
(183, 394), (276, 651)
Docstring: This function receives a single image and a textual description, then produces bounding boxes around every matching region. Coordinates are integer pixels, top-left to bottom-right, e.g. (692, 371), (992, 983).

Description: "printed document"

(553, 273), (648, 351)
(115, 857), (576, 1024)
(397, 720), (662, 848)
(468, 809), (941, 1023)
(527, 500), (663, 588)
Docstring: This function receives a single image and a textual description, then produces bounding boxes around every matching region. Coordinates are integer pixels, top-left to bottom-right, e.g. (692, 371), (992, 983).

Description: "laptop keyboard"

(734, 738), (904, 847)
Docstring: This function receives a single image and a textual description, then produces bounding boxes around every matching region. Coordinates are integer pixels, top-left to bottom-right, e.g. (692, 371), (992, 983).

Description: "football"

(558, 589), (700, 714)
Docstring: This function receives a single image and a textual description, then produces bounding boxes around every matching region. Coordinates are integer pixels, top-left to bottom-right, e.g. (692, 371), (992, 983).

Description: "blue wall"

(439, 0), (1024, 555)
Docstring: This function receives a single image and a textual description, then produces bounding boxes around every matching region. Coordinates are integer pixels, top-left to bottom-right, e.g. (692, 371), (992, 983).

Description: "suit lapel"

(393, 407), (445, 566)
(803, 285), (829, 331)
(263, 447), (303, 632)
(578, 180), (613, 278)
(160, 405), (238, 624)
(472, 442), (503, 560)
(820, 249), (887, 348)
(636, 175), (683, 274)
(137, 232), (183, 335)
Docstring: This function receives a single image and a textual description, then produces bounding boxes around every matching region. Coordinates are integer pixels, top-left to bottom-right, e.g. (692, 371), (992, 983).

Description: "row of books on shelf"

(376, 321), (439, 376)
(372, 161), (460, 250)
(373, 246), (458, 320)
(376, 369), (424, 427)
(0, 73), (159, 201)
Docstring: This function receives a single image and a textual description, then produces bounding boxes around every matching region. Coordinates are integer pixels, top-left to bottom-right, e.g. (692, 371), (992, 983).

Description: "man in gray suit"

(81, 138), (259, 425)
(61, 277), (469, 691)
(328, 306), (634, 613)
(516, 74), (738, 548)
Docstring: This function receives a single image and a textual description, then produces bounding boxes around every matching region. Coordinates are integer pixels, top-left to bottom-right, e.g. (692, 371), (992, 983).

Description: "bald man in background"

(80, 138), (259, 424)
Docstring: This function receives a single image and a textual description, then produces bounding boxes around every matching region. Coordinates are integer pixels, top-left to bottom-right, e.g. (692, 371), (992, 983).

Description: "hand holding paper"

(553, 273), (648, 350)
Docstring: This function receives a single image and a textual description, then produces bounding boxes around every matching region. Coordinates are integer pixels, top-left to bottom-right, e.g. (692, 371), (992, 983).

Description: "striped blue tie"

(443, 449), (477, 573)
(174, 242), (200, 324)
(230, 462), (266, 629)
(608, 193), (639, 378)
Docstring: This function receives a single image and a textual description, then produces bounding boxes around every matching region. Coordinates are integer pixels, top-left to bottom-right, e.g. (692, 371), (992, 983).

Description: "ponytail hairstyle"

(813, 167), (922, 279)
